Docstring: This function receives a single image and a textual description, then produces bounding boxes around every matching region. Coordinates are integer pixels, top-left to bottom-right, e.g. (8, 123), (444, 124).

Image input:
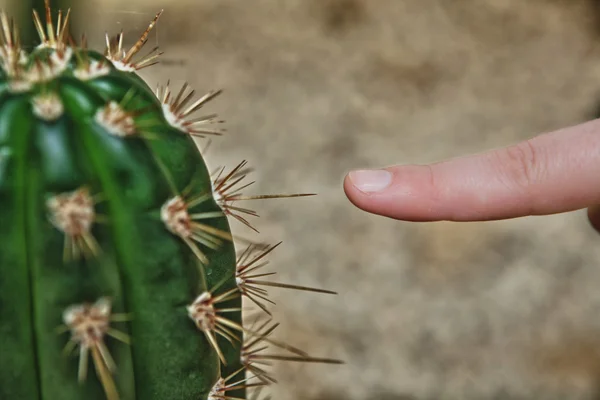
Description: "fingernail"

(348, 169), (392, 193)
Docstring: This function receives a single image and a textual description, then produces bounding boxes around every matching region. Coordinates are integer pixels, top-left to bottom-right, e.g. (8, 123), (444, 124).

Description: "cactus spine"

(0, 2), (340, 399)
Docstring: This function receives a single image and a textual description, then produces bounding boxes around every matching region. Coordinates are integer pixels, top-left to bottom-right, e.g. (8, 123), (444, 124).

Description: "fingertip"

(343, 164), (462, 221)
(342, 171), (372, 212)
(343, 167), (426, 220)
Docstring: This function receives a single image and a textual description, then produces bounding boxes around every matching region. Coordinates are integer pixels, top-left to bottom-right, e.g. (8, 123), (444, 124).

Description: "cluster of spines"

(0, 1), (341, 399)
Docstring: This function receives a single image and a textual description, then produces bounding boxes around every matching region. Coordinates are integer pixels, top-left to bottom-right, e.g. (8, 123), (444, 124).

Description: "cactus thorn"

(33, 0), (71, 50)
(161, 194), (232, 264)
(236, 242), (337, 315)
(46, 187), (103, 261)
(60, 297), (130, 400)
(209, 366), (267, 400)
(105, 9), (164, 71)
(212, 160), (316, 232)
(187, 289), (242, 365)
(241, 317), (344, 385)
(157, 81), (225, 137)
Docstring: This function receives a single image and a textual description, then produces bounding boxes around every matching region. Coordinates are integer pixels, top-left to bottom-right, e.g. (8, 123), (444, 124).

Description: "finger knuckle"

(497, 139), (545, 191)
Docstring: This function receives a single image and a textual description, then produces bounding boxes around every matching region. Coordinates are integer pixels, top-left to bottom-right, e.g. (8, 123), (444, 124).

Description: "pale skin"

(343, 118), (600, 233)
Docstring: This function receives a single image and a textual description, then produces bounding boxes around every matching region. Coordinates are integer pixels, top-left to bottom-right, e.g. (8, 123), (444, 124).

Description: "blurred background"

(7, 0), (600, 399)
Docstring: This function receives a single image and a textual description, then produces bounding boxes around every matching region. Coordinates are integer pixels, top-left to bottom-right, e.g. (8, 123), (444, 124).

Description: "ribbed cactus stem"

(0, 2), (341, 399)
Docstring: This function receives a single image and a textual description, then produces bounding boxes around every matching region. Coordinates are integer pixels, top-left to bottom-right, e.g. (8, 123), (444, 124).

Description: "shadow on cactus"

(0, 1), (342, 399)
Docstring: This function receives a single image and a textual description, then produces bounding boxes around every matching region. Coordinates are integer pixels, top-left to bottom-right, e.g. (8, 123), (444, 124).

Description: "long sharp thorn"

(97, 342), (117, 372)
(244, 242), (282, 270)
(44, 0), (56, 45)
(215, 328), (237, 346)
(205, 331), (227, 365)
(123, 10), (163, 63)
(243, 287), (275, 306)
(107, 328), (131, 344)
(32, 11), (45, 44)
(173, 82), (189, 110)
(78, 346), (88, 382)
(214, 288), (242, 304)
(244, 272), (277, 279)
(56, 10), (62, 39)
(59, 9), (71, 45)
(215, 161), (247, 192)
(91, 346), (120, 400)
(232, 193), (317, 201)
(244, 293), (272, 316)
(248, 280), (337, 295)
(252, 354), (344, 364)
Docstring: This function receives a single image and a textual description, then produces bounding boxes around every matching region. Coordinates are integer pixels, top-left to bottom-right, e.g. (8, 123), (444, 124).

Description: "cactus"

(0, 2), (341, 399)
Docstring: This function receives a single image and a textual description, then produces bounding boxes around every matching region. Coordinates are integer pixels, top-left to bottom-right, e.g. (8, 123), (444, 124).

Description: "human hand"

(343, 118), (600, 233)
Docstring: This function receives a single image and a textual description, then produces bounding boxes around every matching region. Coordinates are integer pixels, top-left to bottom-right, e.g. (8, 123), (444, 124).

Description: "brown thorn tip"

(123, 9), (163, 64)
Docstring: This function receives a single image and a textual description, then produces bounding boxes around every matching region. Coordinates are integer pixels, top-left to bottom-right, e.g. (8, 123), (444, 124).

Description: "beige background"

(12, 0), (600, 399)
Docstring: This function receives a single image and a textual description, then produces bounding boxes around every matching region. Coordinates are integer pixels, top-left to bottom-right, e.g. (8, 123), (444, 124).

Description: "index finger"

(343, 119), (600, 222)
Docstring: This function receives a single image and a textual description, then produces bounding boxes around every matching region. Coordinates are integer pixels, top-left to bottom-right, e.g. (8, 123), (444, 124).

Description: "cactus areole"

(0, 2), (340, 399)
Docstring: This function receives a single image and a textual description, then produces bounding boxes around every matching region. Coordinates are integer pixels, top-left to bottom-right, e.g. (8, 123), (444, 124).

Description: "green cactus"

(0, 2), (340, 399)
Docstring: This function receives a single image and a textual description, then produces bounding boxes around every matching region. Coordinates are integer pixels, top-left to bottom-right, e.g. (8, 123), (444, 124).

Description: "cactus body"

(0, 2), (339, 400)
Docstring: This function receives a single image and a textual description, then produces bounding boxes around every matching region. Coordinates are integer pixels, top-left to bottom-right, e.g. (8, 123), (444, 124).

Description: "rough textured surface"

(39, 0), (600, 399)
